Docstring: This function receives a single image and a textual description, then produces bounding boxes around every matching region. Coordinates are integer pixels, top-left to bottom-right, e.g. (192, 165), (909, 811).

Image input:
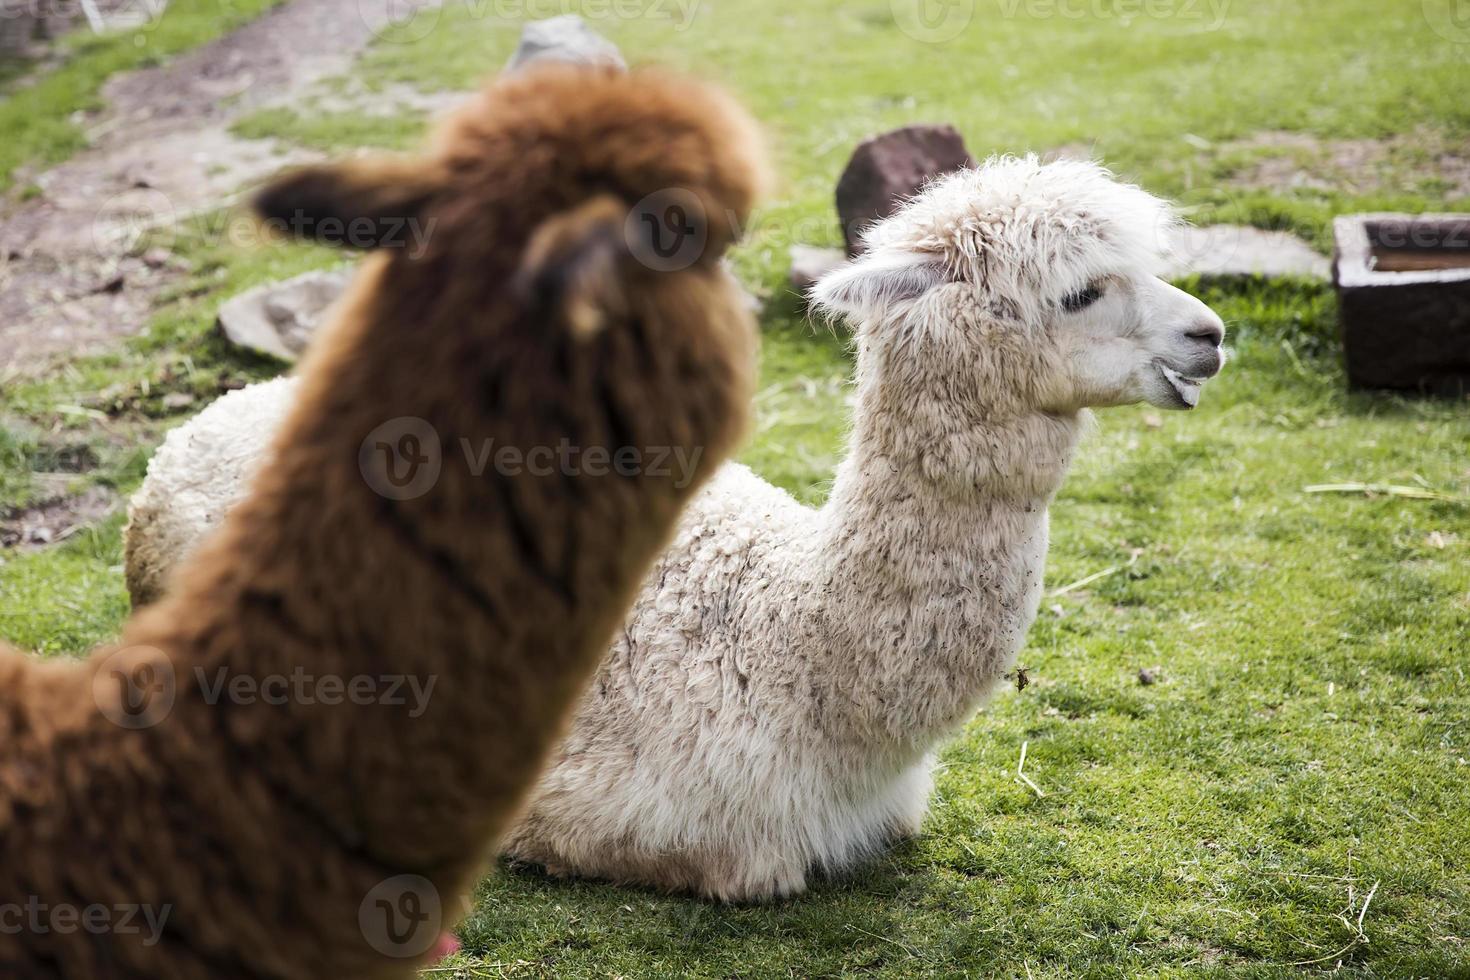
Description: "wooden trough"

(1333, 213), (1470, 395)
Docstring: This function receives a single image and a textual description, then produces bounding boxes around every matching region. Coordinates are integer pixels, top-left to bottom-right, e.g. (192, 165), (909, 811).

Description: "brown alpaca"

(0, 65), (765, 978)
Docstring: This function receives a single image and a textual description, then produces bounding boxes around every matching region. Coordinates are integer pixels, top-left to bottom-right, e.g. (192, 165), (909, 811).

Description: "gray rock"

(1164, 225), (1329, 280)
(216, 269), (352, 363)
(789, 245), (847, 294)
(836, 125), (974, 256)
(506, 15), (626, 73)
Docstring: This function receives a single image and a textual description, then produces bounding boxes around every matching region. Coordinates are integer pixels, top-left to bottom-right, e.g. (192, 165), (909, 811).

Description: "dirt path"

(0, 0), (431, 377)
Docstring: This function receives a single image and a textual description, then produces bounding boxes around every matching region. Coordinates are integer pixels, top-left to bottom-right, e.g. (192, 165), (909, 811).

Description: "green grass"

(3, 0), (1470, 975)
(231, 105), (429, 151)
(0, 512), (131, 656)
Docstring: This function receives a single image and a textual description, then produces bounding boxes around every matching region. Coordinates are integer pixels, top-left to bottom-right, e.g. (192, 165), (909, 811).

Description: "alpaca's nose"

(1186, 318), (1224, 349)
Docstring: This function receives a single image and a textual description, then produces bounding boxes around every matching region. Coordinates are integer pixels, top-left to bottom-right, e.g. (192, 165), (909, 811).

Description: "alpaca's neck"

(107, 259), (721, 893)
(809, 352), (1082, 755)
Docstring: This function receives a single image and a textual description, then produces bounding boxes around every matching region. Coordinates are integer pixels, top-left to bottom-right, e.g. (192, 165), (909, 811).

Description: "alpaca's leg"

(686, 845), (809, 903)
(888, 760), (936, 840)
(505, 814), (809, 903)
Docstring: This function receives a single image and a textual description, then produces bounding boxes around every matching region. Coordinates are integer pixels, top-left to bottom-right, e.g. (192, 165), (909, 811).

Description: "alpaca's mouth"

(1158, 364), (1208, 408)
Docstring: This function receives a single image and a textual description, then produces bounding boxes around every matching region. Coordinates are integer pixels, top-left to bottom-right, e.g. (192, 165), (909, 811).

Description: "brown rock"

(836, 124), (974, 256)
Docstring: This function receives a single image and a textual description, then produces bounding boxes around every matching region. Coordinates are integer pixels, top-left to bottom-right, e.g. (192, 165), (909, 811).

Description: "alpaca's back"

(125, 377), (297, 604)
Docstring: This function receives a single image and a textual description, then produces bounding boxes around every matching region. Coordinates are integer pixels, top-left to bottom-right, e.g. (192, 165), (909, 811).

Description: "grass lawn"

(3, 0), (1469, 975)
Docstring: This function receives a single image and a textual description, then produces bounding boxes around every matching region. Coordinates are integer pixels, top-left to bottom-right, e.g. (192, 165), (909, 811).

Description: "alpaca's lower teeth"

(1159, 365), (1203, 407)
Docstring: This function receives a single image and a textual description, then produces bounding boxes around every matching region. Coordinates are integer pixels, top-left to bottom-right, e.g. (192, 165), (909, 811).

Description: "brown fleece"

(0, 64), (765, 979)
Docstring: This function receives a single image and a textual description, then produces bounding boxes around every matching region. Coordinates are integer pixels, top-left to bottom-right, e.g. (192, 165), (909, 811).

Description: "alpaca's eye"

(1061, 283), (1104, 313)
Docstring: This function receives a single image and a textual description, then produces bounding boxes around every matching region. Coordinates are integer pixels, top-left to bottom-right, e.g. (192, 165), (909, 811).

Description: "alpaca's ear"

(809, 251), (946, 322)
(517, 195), (633, 338)
(253, 160), (445, 251)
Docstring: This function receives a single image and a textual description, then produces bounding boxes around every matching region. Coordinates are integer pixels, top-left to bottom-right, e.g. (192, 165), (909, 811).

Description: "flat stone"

(1164, 225), (1330, 280)
(789, 245), (847, 294)
(1333, 212), (1470, 394)
(506, 15), (626, 73)
(216, 269), (352, 363)
(161, 392), (196, 410)
(836, 125), (974, 256)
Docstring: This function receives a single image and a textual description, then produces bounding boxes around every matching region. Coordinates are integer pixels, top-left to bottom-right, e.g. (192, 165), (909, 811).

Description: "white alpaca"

(125, 157), (1225, 901)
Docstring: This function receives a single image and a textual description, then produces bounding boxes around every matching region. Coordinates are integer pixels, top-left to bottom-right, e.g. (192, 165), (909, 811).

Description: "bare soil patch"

(1218, 129), (1470, 198)
(0, 483), (117, 549)
(311, 80), (469, 119)
(0, 0), (438, 376)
